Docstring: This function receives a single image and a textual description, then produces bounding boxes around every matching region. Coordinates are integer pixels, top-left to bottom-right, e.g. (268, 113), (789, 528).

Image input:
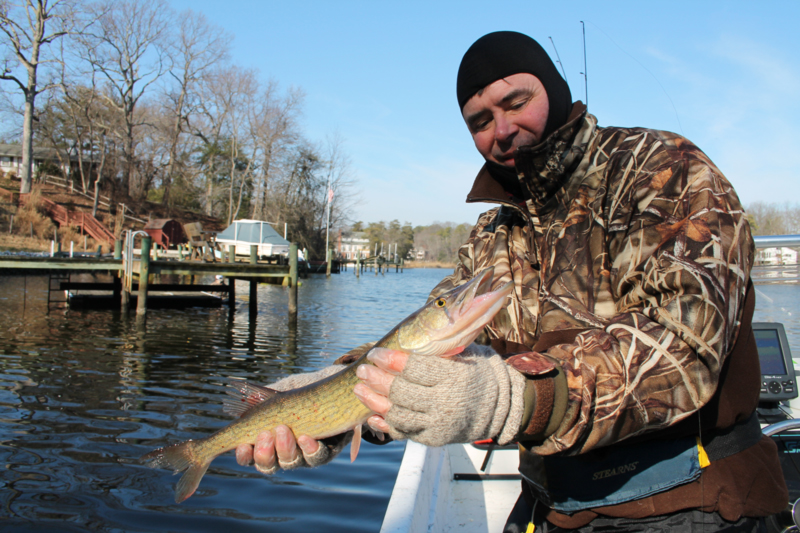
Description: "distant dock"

(339, 255), (404, 276)
(0, 234), (300, 319)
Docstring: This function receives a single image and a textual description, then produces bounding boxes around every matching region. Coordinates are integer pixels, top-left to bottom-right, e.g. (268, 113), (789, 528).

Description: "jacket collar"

(466, 102), (592, 211)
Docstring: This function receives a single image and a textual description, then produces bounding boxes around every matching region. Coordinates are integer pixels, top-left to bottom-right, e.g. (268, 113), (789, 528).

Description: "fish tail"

(140, 441), (210, 503)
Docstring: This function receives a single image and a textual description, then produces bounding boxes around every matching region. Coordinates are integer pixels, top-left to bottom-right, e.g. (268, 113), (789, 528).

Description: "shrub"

(14, 187), (56, 239)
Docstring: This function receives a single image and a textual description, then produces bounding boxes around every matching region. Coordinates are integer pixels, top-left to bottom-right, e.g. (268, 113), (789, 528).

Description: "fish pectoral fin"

(369, 427), (386, 442)
(350, 424), (362, 462)
(223, 380), (280, 417)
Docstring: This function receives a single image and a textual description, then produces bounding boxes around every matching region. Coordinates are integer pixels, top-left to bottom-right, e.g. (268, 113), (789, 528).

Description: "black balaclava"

(457, 31), (573, 144)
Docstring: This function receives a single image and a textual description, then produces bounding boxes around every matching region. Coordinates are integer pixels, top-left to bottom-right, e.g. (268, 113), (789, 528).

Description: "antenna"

(580, 21), (588, 109)
(548, 36), (569, 84)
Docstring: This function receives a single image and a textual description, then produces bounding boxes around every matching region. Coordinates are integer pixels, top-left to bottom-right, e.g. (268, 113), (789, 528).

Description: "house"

(0, 143), (74, 177)
(407, 247), (428, 260)
(756, 247), (798, 265)
(336, 230), (371, 259)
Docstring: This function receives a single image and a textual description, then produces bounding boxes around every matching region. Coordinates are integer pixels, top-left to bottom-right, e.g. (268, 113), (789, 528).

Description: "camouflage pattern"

(430, 104), (754, 456)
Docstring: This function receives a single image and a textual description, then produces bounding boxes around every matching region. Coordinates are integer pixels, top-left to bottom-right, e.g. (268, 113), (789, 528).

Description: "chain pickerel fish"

(140, 267), (512, 502)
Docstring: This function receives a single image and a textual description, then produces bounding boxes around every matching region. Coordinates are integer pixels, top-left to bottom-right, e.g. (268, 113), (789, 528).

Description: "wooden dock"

(340, 255), (404, 276)
(0, 234), (300, 319)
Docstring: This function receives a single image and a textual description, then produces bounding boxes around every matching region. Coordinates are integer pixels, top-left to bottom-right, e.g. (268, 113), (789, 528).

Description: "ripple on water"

(0, 268), (449, 532)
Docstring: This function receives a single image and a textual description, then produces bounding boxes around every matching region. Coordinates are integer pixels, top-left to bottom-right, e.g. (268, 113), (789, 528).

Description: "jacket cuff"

(507, 352), (568, 440)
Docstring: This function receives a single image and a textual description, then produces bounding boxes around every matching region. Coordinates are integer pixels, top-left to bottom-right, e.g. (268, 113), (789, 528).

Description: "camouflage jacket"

(429, 103), (755, 457)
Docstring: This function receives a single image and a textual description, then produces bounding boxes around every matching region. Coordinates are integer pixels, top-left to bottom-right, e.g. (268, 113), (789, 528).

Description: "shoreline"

(402, 261), (455, 269)
(0, 236), (458, 272)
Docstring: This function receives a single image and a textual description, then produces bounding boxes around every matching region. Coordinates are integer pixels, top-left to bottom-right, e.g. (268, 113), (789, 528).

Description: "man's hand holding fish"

(140, 268), (528, 502)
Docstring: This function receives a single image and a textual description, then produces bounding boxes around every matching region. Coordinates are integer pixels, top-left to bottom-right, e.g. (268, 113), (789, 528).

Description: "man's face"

(461, 73), (549, 168)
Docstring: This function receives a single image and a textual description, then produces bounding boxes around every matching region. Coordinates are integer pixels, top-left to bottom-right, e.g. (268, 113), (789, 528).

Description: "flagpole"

(325, 175), (332, 259)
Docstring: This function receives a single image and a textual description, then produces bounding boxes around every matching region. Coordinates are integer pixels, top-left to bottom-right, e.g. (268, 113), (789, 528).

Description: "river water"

(0, 267), (451, 532)
(2, 267), (800, 532)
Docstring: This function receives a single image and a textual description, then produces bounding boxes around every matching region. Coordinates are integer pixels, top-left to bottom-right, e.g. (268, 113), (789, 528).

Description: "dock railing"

(753, 235), (800, 249)
(752, 235), (800, 284)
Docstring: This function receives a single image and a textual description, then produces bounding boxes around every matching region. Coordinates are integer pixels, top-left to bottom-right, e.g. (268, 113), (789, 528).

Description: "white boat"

(380, 441), (521, 533)
(214, 219), (290, 258)
(381, 420), (800, 533)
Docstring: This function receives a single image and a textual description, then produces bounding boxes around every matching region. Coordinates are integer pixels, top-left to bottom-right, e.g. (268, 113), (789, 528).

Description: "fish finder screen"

(755, 328), (787, 375)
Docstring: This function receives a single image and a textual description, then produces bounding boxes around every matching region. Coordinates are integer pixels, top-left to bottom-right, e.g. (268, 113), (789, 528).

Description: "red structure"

(143, 219), (187, 249)
(16, 190), (114, 245)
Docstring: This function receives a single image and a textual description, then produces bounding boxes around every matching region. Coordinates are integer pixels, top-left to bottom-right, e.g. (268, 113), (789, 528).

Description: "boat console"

(756, 322), (797, 406)
(753, 322), (800, 531)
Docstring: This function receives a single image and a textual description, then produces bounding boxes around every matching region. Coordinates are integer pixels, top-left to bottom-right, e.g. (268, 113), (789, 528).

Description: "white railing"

(753, 235), (800, 249)
(41, 174), (111, 208)
(40, 174), (147, 225)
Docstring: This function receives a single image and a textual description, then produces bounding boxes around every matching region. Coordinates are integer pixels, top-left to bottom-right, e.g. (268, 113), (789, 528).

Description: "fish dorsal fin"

(350, 424), (362, 462)
(223, 381), (279, 417)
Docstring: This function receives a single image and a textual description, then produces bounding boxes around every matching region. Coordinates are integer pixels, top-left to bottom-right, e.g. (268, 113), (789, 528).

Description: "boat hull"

(381, 442), (521, 533)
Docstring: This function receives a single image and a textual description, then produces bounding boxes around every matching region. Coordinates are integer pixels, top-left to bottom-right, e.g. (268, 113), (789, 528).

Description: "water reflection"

(0, 269), (446, 532)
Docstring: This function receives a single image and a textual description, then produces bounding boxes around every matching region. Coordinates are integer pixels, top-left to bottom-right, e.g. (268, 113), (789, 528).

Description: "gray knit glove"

(384, 344), (526, 447)
(244, 365), (351, 473)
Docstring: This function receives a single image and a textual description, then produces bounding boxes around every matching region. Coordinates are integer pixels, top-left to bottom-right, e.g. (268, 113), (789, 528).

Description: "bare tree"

(8, 1), (362, 238)
(0, 0), (74, 193)
(412, 222), (472, 262)
(161, 8), (230, 209)
(80, 0), (170, 197)
(192, 64), (258, 221)
(249, 81), (303, 219)
(746, 202), (800, 236)
(319, 132), (359, 250)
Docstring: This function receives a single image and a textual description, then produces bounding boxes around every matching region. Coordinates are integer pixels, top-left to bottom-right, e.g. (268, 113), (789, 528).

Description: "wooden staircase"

(18, 193), (115, 245)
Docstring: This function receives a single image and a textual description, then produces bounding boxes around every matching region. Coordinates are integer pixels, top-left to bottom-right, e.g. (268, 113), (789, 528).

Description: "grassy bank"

(0, 234), (51, 253)
(403, 261), (455, 269)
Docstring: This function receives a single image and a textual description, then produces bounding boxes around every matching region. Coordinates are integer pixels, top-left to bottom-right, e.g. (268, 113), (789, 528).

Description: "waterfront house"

(756, 247), (799, 265)
(336, 230), (371, 259)
(408, 246), (428, 260)
(0, 143), (74, 177)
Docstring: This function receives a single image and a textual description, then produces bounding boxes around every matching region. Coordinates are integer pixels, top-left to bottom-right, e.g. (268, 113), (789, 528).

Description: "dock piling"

(249, 245), (258, 318)
(289, 243), (298, 316)
(113, 274), (121, 305)
(326, 249), (332, 278)
(136, 236), (152, 316)
(228, 277), (236, 316)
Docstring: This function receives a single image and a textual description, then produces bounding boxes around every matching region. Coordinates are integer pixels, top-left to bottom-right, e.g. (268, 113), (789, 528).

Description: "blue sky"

(167, 1), (799, 226)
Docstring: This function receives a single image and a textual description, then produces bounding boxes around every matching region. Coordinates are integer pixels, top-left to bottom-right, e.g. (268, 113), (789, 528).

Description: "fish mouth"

(448, 267), (512, 331)
(418, 267), (513, 357)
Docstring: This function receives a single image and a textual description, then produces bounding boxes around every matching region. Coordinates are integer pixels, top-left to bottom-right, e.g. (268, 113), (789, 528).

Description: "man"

(238, 31), (787, 531)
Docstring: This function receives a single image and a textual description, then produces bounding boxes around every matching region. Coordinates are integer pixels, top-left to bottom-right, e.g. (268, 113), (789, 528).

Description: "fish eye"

(435, 298), (446, 308)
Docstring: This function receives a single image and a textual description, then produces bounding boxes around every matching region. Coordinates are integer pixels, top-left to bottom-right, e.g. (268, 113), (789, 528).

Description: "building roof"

(0, 143), (74, 161)
(216, 219), (290, 246)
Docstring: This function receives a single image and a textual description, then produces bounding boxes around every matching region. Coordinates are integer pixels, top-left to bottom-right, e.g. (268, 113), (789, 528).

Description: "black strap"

(702, 411), (763, 462)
